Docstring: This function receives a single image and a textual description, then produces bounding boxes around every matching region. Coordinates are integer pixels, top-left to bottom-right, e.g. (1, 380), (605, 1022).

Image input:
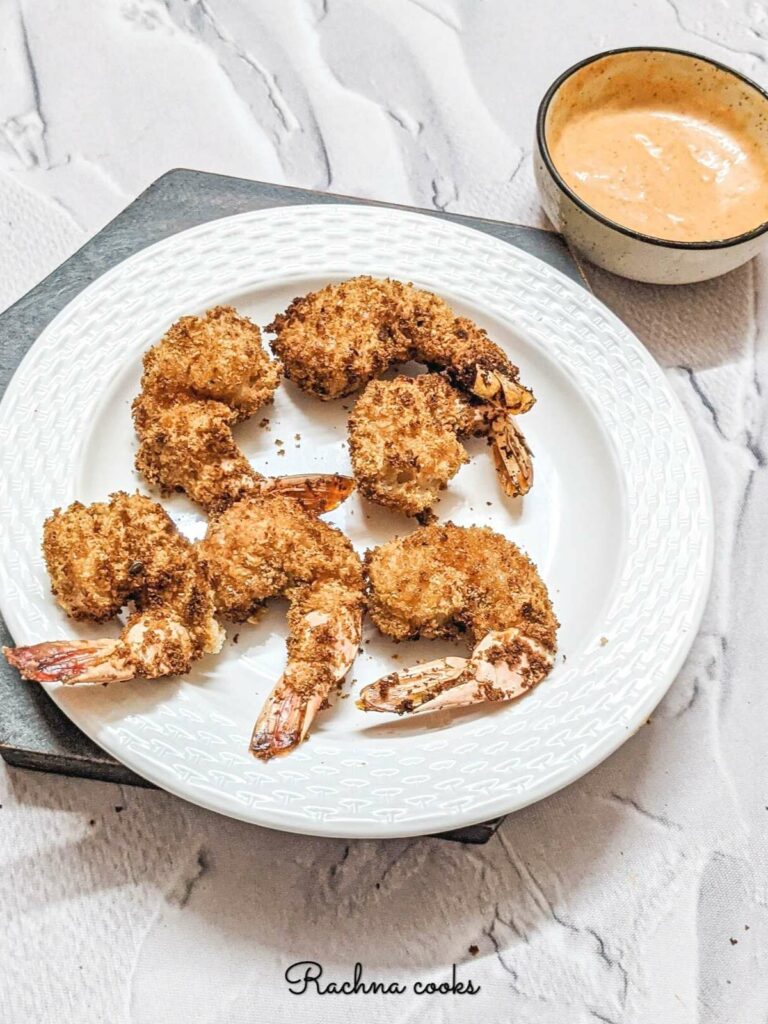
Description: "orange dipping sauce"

(546, 54), (768, 242)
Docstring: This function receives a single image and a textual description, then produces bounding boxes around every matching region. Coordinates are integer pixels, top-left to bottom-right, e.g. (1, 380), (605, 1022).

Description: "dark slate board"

(0, 170), (586, 842)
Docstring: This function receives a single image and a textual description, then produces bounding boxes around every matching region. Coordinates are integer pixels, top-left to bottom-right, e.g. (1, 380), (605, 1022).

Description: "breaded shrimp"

(200, 494), (364, 760)
(268, 277), (534, 500)
(348, 374), (532, 517)
(358, 524), (557, 715)
(268, 277), (533, 410)
(133, 306), (353, 515)
(3, 493), (224, 683)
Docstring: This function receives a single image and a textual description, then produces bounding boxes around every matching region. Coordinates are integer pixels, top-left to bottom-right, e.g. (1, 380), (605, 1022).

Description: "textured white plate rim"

(0, 204), (713, 839)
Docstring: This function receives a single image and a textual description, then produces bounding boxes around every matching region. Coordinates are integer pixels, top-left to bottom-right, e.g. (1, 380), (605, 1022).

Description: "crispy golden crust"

(42, 492), (221, 677)
(200, 494), (363, 622)
(267, 276), (523, 400)
(201, 495), (364, 699)
(284, 580), (356, 691)
(137, 305), (281, 416)
(348, 375), (478, 516)
(133, 306), (281, 512)
(133, 398), (259, 512)
(365, 523), (558, 653)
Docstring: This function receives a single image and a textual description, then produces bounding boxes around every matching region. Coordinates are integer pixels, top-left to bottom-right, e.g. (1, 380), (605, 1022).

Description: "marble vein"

(663, 0), (766, 64)
(0, 1), (48, 170)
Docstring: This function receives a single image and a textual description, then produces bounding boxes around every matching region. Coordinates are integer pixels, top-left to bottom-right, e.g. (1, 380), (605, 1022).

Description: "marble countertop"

(1, 2), (767, 1021)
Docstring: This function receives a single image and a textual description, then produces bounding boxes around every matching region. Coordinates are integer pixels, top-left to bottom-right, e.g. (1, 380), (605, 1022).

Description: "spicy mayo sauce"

(549, 100), (768, 242)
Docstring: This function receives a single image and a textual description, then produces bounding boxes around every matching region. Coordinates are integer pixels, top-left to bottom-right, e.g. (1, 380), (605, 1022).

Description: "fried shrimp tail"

(490, 415), (534, 498)
(358, 524), (557, 717)
(357, 655), (466, 712)
(470, 366), (534, 415)
(250, 685), (324, 759)
(262, 473), (355, 515)
(250, 592), (360, 759)
(3, 639), (133, 684)
(2, 493), (225, 687)
(359, 628), (555, 714)
(200, 496), (364, 760)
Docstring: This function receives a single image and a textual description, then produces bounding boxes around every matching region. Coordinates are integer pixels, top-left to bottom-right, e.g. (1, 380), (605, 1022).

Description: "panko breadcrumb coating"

(138, 305), (280, 414)
(201, 494), (362, 623)
(359, 524), (557, 715)
(349, 374), (516, 517)
(269, 277), (535, 508)
(365, 523), (556, 648)
(3, 493), (223, 684)
(133, 306), (282, 512)
(267, 276), (534, 409)
(200, 494), (364, 760)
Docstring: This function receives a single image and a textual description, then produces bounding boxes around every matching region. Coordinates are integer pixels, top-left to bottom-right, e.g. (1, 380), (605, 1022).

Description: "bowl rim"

(536, 45), (768, 251)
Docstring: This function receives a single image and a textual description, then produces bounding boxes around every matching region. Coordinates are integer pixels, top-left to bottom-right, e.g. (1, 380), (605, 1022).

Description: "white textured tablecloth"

(1, 2), (767, 1021)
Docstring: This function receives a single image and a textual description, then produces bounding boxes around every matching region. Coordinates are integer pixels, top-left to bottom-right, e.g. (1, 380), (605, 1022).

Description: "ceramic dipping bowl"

(535, 47), (768, 284)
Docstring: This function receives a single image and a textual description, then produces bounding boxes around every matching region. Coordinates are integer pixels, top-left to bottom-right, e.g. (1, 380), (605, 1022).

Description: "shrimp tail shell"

(2, 639), (133, 684)
(470, 367), (535, 415)
(250, 681), (325, 760)
(261, 474), (355, 514)
(357, 656), (467, 713)
(358, 629), (556, 716)
(491, 416), (534, 497)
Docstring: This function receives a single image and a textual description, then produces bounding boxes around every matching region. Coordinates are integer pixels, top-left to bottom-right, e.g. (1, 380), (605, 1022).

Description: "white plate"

(0, 205), (712, 838)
